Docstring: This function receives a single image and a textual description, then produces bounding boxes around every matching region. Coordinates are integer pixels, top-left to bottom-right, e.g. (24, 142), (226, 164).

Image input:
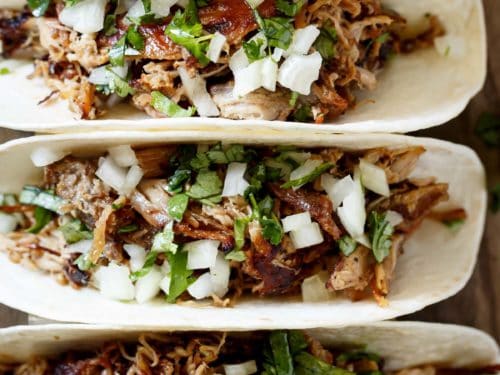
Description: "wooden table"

(0, 0), (498, 343)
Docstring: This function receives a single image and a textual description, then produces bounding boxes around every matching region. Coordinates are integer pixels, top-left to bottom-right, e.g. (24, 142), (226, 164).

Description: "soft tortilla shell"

(0, 0), (486, 133)
(0, 131), (487, 329)
(0, 321), (497, 370)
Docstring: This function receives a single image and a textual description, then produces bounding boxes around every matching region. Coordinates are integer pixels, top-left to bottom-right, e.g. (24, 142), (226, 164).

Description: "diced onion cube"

(108, 145), (137, 168)
(93, 263), (135, 301)
(187, 272), (214, 299)
(0, 212), (17, 234)
(321, 174), (356, 209)
(185, 239), (220, 270)
(121, 165), (144, 195)
(30, 147), (68, 167)
(135, 265), (163, 304)
(386, 210), (404, 227)
(233, 60), (264, 97)
(290, 222), (324, 249)
(178, 67), (220, 117)
(96, 156), (127, 193)
(261, 57), (278, 92)
(278, 52), (322, 95)
(123, 244), (146, 272)
(289, 159), (323, 190)
(301, 272), (331, 302)
(151, 0), (178, 17)
(159, 275), (171, 295)
(282, 212), (312, 233)
(287, 25), (320, 56)
(66, 239), (93, 254)
(337, 173), (366, 238)
(210, 252), (230, 298)
(359, 159), (390, 197)
(89, 65), (128, 86)
(222, 162), (250, 197)
(229, 48), (250, 73)
(207, 32), (226, 63)
(126, 0), (145, 18)
(224, 360), (258, 375)
(59, 0), (108, 34)
(246, 0), (264, 8)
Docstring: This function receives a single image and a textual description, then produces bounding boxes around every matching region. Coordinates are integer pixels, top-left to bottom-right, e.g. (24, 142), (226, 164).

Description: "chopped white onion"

(287, 25), (320, 56)
(207, 32), (226, 63)
(281, 151), (311, 164)
(233, 59), (264, 97)
(355, 233), (371, 249)
(230, 33), (267, 73)
(246, 0), (264, 8)
(0, 212), (17, 234)
(126, 0), (146, 19)
(359, 159), (390, 197)
(187, 272), (214, 300)
(96, 156), (127, 193)
(224, 360), (258, 375)
(159, 275), (171, 294)
(386, 210), (404, 227)
(178, 67), (220, 117)
(272, 47), (284, 62)
(278, 52), (322, 95)
(88, 65), (128, 86)
(321, 174), (356, 209)
(337, 173), (366, 239)
(66, 239), (93, 254)
(93, 263), (135, 301)
(282, 212), (312, 233)
(108, 145), (137, 168)
(260, 56), (278, 92)
(124, 244), (146, 272)
(210, 252), (230, 298)
(222, 162), (249, 197)
(135, 265), (163, 304)
(161, 261), (171, 275)
(121, 165), (144, 195)
(290, 222), (324, 249)
(185, 239), (220, 270)
(30, 147), (68, 167)
(301, 272), (331, 302)
(59, 0), (108, 34)
(151, 0), (178, 17)
(289, 159), (323, 190)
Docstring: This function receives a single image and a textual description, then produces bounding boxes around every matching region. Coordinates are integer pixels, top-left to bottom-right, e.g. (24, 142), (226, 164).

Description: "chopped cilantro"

(314, 21), (337, 60)
(167, 193), (189, 222)
(150, 91), (196, 118)
(338, 235), (357, 256)
(442, 218), (465, 232)
(167, 169), (192, 193)
(289, 92), (299, 107)
(130, 250), (159, 282)
(375, 32), (390, 44)
(74, 253), (93, 271)
(166, 249), (195, 303)
(233, 217), (250, 251)
(186, 169), (222, 204)
(276, 0), (306, 17)
(243, 38), (267, 62)
(368, 211), (393, 263)
(103, 14), (118, 36)
(260, 16), (295, 51)
(293, 104), (313, 122)
(118, 224), (139, 234)
(59, 219), (93, 244)
(27, 206), (52, 234)
(261, 216), (284, 246)
(106, 67), (135, 97)
(281, 162), (333, 189)
(28, 0), (51, 17)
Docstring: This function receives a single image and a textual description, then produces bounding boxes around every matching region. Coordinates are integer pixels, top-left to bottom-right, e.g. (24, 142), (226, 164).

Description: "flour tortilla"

(0, 0), (486, 133)
(0, 321), (497, 371)
(0, 131), (487, 329)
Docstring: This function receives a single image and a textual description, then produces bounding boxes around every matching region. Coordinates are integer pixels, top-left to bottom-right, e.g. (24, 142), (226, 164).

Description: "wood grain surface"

(0, 0), (498, 342)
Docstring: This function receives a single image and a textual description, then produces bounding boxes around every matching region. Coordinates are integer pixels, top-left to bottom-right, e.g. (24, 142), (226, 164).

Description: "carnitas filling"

(0, 143), (465, 306)
(1, 330), (498, 375)
(0, 0), (444, 122)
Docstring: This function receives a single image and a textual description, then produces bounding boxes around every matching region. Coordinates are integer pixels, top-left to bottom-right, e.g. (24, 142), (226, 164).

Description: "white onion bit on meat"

(261, 57), (279, 92)
(359, 159), (390, 197)
(286, 25), (320, 56)
(282, 212), (312, 233)
(66, 239), (93, 255)
(278, 52), (322, 95)
(123, 244), (146, 272)
(94, 263), (135, 301)
(59, 0), (108, 34)
(178, 67), (220, 117)
(210, 252), (230, 298)
(289, 159), (323, 190)
(108, 145), (138, 168)
(224, 360), (258, 375)
(246, 0), (264, 8)
(207, 32), (227, 63)
(187, 272), (214, 299)
(30, 147), (69, 167)
(96, 156), (128, 193)
(159, 275), (171, 294)
(337, 171), (366, 239)
(321, 174), (356, 210)
(151, 0), (178, 17)
(386, 210), (404, 227)
(290, 222), (324, 249)
(135, 265), (163, 304)
(185, 239), (220, 270)
(222, 162), (250, 197)
(301, 272), (331, 302)
(233, 60), (265, 97)
(121, 165), (144, 195)
(0, 212), (17, 234)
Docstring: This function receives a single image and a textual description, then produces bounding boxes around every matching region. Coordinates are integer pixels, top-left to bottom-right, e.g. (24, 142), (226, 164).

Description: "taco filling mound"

(0, 0), (444, 122)
(1, 330), (498, 374)
(0, 143), (464, 306)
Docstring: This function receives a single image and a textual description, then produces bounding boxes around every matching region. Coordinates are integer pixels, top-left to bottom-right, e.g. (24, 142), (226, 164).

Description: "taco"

(0, 0), (486, 132)
(0, 322), (498, 374)
(0, 131), (486, 328)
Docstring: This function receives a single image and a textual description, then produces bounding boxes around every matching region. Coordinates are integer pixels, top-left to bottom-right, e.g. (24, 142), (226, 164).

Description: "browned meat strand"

(135, 147), (177, 178)
(269, 184), (343, 240)
(174, 222), (235, 252)
(63, 254), (90, 287)
(244, 223), (301, 295)
(0, 9), (45, 59)
(199, 0), (276, 44)
(328, 246), (374, 292)
(44, 157), (113, 228)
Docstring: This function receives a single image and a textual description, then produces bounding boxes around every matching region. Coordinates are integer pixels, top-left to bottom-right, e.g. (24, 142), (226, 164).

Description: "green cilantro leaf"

(0, 67), (10, 75)
(314, 21), (337, 60)
(118, 224), (139, 233)
(293, 104), (313, 122)
(167, 169), (192, 193)
(276, 0), (306, 17)
(261, 216), (284, 246)
(166, 249), (195, 303)
(130, 250), (159, 282)
(59, 219), (93, 244)
(243, 38), (267, 62)
(338, 235), (357, 256)
(281, 162), (333, 189)
(74, 253), (94, 271)
(336, 350), (381, 367)
(186, 169), (222, 204)
(261, 17), (295, 50)
(167, 193), (189, 222)
(27, 206), (52, 234)
(368, 211), (393, 263)
(150, 91), (196, 117)
(295, 352), (355, 375)
(103, 14), (118, 36)
(28, 0), (51, 17)
(442, 218), (465, 232)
